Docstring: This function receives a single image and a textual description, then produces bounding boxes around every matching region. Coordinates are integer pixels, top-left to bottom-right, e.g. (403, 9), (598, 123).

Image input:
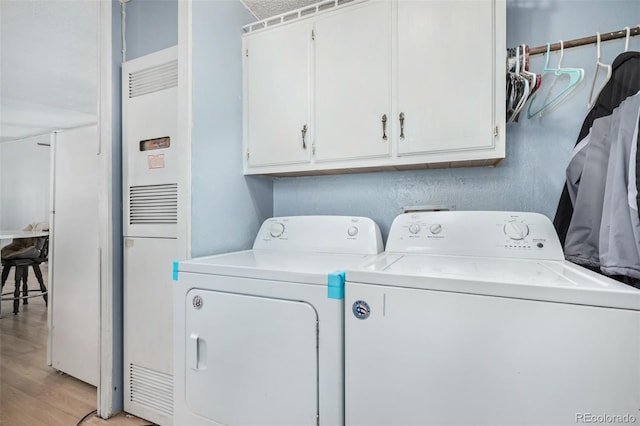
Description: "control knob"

(408, 224), (421, 234)
(503, 221), (529, 240)
(429, 224), (442, 235)
(269, 222), (285, 238)
(347, 226), (359, 237)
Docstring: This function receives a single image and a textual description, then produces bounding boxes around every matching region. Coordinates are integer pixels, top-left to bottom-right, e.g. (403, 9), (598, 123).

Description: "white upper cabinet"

(243, 20), (312, 168)
(396, 0), (498, 158)
(314, 1), (392, 162)
(242, 0), (505, 176)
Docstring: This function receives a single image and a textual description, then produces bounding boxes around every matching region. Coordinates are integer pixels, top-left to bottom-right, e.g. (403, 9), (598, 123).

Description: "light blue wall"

(274, 0), (640, 240)
(190, 0), (273, 257)
(123, 0), (178, 61)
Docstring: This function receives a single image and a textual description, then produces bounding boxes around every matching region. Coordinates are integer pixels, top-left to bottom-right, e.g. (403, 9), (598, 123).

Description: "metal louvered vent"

(129, 184), (178, 225)
(129, 364), (173, 416)
(129, 59), (178, 98)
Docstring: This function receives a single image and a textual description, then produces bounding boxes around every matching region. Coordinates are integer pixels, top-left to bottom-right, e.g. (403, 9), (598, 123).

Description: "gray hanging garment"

(554, 51), (640, 280)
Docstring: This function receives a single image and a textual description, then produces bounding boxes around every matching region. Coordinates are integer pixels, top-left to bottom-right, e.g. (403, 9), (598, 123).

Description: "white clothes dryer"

(344, 211), (640, 426)
(174, 216), (383, 426)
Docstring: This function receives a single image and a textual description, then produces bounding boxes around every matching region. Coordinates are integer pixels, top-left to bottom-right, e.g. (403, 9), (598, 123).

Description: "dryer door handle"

(189, 333), (200, 370)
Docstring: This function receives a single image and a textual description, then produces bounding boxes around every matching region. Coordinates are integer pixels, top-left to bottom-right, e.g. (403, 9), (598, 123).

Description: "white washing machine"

(345, 211), (640, 426)
(173, 216), (383, 426)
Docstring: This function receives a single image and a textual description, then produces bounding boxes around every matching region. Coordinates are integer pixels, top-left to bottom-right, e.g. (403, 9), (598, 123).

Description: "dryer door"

(184, 288), (319, 425)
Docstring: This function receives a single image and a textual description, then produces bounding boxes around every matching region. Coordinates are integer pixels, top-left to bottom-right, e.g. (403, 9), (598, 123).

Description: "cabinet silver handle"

(381, 114), (388, 140)
(399, 112), (405, 140)
(301, 124), (308, 149)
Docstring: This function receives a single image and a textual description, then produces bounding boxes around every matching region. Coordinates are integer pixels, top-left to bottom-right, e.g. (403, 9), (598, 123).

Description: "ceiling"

(0, 0), (321, 144)
(242, 0), (325, 20)
(0, 0), (98, 143)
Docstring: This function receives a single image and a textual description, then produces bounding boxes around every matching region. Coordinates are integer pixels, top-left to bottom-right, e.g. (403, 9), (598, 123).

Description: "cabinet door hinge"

(312, 141), (316, 156)
(311, 29), (315, 40)
(245, 49), (248, 57)
(246, 150), (250, 160)
(493, 125), (499, 138)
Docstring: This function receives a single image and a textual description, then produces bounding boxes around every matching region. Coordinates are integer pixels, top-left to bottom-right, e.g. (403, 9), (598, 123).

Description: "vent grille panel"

(129, 364), (173, 416)
(129, 60), (178, 98)
(129, 184), (178, 225)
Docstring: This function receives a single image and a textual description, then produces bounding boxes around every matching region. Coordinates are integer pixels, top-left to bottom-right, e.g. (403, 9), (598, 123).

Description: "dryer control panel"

(386, 211), (564, 260)
(253, 216), (383, 255)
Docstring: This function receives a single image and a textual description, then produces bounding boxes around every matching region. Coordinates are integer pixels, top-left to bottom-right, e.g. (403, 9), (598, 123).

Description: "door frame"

(97, 0), (118, 417)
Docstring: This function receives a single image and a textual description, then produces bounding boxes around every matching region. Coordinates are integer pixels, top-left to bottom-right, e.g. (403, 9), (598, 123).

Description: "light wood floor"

(0, 265), (150, 426)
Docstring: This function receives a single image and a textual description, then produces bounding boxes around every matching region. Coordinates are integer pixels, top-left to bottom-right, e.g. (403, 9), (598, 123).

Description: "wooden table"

(0, 230), (49, 240)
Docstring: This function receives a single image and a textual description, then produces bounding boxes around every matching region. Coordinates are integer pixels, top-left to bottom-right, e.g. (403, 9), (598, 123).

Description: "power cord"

(76, 409), (97, 425)
(76, 407), (159, 426)
(76, 409), (159, 426)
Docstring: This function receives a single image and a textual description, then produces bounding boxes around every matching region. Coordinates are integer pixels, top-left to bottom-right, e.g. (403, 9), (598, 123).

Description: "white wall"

(0, 134), (51, 229)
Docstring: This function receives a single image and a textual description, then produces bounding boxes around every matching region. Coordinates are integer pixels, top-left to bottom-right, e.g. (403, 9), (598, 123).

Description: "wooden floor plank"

(0, 264), (149, 425)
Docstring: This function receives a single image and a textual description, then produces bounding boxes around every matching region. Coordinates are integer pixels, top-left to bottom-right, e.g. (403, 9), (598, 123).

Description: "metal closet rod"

(528, 26), (640, 56)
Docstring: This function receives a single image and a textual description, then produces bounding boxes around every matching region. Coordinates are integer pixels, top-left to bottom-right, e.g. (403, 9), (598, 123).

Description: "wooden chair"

(1, 236), (49, 315)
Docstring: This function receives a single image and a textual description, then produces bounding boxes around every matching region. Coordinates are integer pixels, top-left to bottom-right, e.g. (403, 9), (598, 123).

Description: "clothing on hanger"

(554, 52), (640, 282)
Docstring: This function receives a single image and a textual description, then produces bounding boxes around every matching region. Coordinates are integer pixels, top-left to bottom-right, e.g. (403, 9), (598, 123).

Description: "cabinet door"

(245, 22), (312, 168)
(314, 1), (392, 162)
(397, 0), (496, 156)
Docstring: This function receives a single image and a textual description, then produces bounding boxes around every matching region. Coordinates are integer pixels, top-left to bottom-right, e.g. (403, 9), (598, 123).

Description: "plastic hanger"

(516, 46), (531, 116)
(514, 44), (540, 121)
(506, 48), (518, 121)
(623, 26), (631, 52)
(587, 32), (612, 109)
(527, 41), (584, 118)
(506, 47), (520, 121)
(508, 46), (530, 122)
(520, 44), (539, 98)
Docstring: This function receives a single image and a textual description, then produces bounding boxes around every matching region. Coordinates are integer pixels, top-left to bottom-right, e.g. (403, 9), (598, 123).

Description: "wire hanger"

(587, 32), (612, 110)
(527, 41), (584, 118)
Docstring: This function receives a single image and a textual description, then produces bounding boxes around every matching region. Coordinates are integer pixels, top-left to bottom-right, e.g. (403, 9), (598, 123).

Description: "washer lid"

(178, 250), (373, 285)
(346, 254), (640, 310)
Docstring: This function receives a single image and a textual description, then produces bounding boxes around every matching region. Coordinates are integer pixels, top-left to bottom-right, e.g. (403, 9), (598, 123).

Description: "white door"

(124, 236), (176, 424)
(185, 288), (319, 426)
(397, 0), (496, 155)
(245, 21), (312, 168)
(314, 1), (392, 162)
(49, 125), (100, 386)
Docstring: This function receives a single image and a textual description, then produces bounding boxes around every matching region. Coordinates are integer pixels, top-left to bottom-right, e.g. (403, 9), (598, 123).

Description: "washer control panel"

(386, 211), (564, 260)
(253, 216), (383, 255)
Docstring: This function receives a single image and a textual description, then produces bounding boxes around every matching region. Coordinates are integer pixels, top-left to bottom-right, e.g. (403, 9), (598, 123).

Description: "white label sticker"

(148, 154), (165, 169)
